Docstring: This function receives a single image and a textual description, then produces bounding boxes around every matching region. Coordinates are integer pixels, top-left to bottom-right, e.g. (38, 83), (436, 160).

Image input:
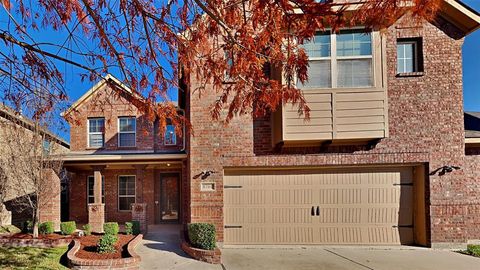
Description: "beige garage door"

(224, 167), (414, 245)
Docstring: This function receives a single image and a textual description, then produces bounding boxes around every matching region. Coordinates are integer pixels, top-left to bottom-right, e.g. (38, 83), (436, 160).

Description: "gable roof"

(0, 104), (70, 148)
(440, 0), (480, 35)
(62, 74), (144, 117)
(465, 112), (480, 138)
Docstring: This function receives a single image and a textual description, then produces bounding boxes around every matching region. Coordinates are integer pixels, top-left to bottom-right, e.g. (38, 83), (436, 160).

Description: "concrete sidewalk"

(137, 224), (221, 270)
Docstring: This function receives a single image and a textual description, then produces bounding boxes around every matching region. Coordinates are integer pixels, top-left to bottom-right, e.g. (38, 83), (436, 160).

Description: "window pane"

(119, 133), (135, 147)
(89, 119), (104, 133)
(165, 125), (177, 145)
(337, 30), (372, 57)
(119, 197), (135, 211)
(303, 32), (331, 58)
(119, 176), (136, 196)
(405, 59), (414, 73)
(397, 42), (415, 73)
(398, 60), (405, 74)
(119, 117), (136, 132)
(397, 44), (405, 59)
(337, 59), (372, 88)
(89, 134), (104, 147)
(301, 60), (331, 88)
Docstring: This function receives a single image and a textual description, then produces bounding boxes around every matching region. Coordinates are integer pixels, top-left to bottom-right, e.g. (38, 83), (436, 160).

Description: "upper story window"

(118, 117), (136, 147)
(397, 38), (423, 74)
(88, 118), (105, 148)
(87, 175), (105, 204)
(301, 29), (373, 89)
(164, 120), (177, 145)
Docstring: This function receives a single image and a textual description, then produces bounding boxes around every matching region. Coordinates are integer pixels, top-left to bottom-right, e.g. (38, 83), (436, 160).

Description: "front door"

(158, 173), (180, 223)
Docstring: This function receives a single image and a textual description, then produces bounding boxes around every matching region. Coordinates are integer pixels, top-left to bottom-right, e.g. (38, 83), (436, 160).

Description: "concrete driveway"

(137, 225), (479, 270)
(221, 246), (479, 270)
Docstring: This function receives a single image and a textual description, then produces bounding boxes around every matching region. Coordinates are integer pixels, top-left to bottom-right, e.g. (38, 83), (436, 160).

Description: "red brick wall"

(66, 84), (183, 152)
(39, 169), (61, 231)
(68, 168), (185, 226)
(186, 15), (480, 245)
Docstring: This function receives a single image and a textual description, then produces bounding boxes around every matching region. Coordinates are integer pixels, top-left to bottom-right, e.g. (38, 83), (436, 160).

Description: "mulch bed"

(75, 234), (135, 260)
(0, 233), (76, 240)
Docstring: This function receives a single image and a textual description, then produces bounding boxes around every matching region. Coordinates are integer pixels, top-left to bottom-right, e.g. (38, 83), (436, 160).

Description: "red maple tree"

(0, 0), (441, 126)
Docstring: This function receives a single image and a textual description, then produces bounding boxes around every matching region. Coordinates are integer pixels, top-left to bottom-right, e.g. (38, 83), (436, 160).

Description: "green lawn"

(0, 246), (68, 270)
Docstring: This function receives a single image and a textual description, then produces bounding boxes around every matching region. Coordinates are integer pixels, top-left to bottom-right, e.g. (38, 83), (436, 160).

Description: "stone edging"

(67, 234), (143, 270)
(180, 230), (221, 264)
(0, 235), (72, 248)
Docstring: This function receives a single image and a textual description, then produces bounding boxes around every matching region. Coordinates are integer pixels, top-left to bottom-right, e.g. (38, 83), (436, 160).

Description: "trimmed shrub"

(22, 221), (33, 233)
(39, 221), (54, 235)
(98, 234), (118, 253)
(60, 221), (76, 235)
(103, 222), (119, 235)
(467, 245), (480, 257)
(83, 224), (92, 236)
(187, 223), (216, 250)
(125, 222), (133, 235)
(132, 220), (141, 235)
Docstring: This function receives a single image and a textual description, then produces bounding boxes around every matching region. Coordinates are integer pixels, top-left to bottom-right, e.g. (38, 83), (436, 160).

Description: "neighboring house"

(60, 0), (480, 248)
(62, 75), (186, 233)
(0, 104), (70, 228)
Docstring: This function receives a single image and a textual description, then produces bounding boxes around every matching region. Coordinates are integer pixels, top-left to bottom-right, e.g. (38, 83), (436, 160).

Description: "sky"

(2, 1), (480, 142)
(462, 0), (480, 112)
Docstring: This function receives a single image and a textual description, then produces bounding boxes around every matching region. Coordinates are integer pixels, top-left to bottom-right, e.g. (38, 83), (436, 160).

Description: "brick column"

(132, 203), (148, 234)
(38, 169), (61, 231)
(89, 168), (104, 233)
(88, 204), (105, 233)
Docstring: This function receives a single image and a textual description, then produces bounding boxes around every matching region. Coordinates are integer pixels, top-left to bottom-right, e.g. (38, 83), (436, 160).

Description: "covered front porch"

(63, 152), (187, 233)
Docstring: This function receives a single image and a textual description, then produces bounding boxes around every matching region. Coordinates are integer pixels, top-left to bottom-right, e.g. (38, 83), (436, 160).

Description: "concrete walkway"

(137, 226), (479, 270)
(137, 224), (221, 270)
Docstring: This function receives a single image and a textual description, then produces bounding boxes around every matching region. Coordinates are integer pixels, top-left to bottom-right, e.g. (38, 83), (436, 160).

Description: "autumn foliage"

(0, 0), (441, 126)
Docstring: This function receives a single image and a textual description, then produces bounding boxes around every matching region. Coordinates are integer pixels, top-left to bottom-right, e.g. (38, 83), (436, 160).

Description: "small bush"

(467, 245), (480, 257)
(39, 221), (54, 235)
(125, 222), (133, 235)
(98, 234), (118, 253)
(132, 221), (141, 235)
(187, 223), (216, 250)
(60, 221), (76, 235)
(83, 224), (92, 236)
(103, 222), (119, 235)
(22, 220), (33, 233)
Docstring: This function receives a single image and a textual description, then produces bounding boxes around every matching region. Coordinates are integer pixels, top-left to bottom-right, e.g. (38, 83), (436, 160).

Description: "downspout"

(178, 108), (186, 152)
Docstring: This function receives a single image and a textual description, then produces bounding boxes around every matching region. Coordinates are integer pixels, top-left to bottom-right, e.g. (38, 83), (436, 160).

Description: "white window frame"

(164, 123), (177, 146)
(87, 175), (105, 204)
(87, 118), (105, 148)
(397, 40), (418, 74)
(118, 175), (136, 212)
(301, 27), (374, 89)
(118, 116), (136, 147)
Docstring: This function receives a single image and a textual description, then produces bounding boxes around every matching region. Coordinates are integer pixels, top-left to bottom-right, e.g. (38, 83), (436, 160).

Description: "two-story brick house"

(61, 0), (480, 248)
(62, 75), (187, 233)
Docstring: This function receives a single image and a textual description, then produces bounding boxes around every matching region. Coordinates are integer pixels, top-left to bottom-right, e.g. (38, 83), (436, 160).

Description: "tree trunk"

(32, 206), (39, 238)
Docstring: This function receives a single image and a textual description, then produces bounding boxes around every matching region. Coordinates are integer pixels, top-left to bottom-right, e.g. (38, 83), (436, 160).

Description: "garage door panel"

(224, 167), (414, 245)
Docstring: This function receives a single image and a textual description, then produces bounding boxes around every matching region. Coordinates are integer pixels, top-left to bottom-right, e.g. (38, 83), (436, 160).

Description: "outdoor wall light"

(429, 165), (461, 176)
(193, 170), (218, 179)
